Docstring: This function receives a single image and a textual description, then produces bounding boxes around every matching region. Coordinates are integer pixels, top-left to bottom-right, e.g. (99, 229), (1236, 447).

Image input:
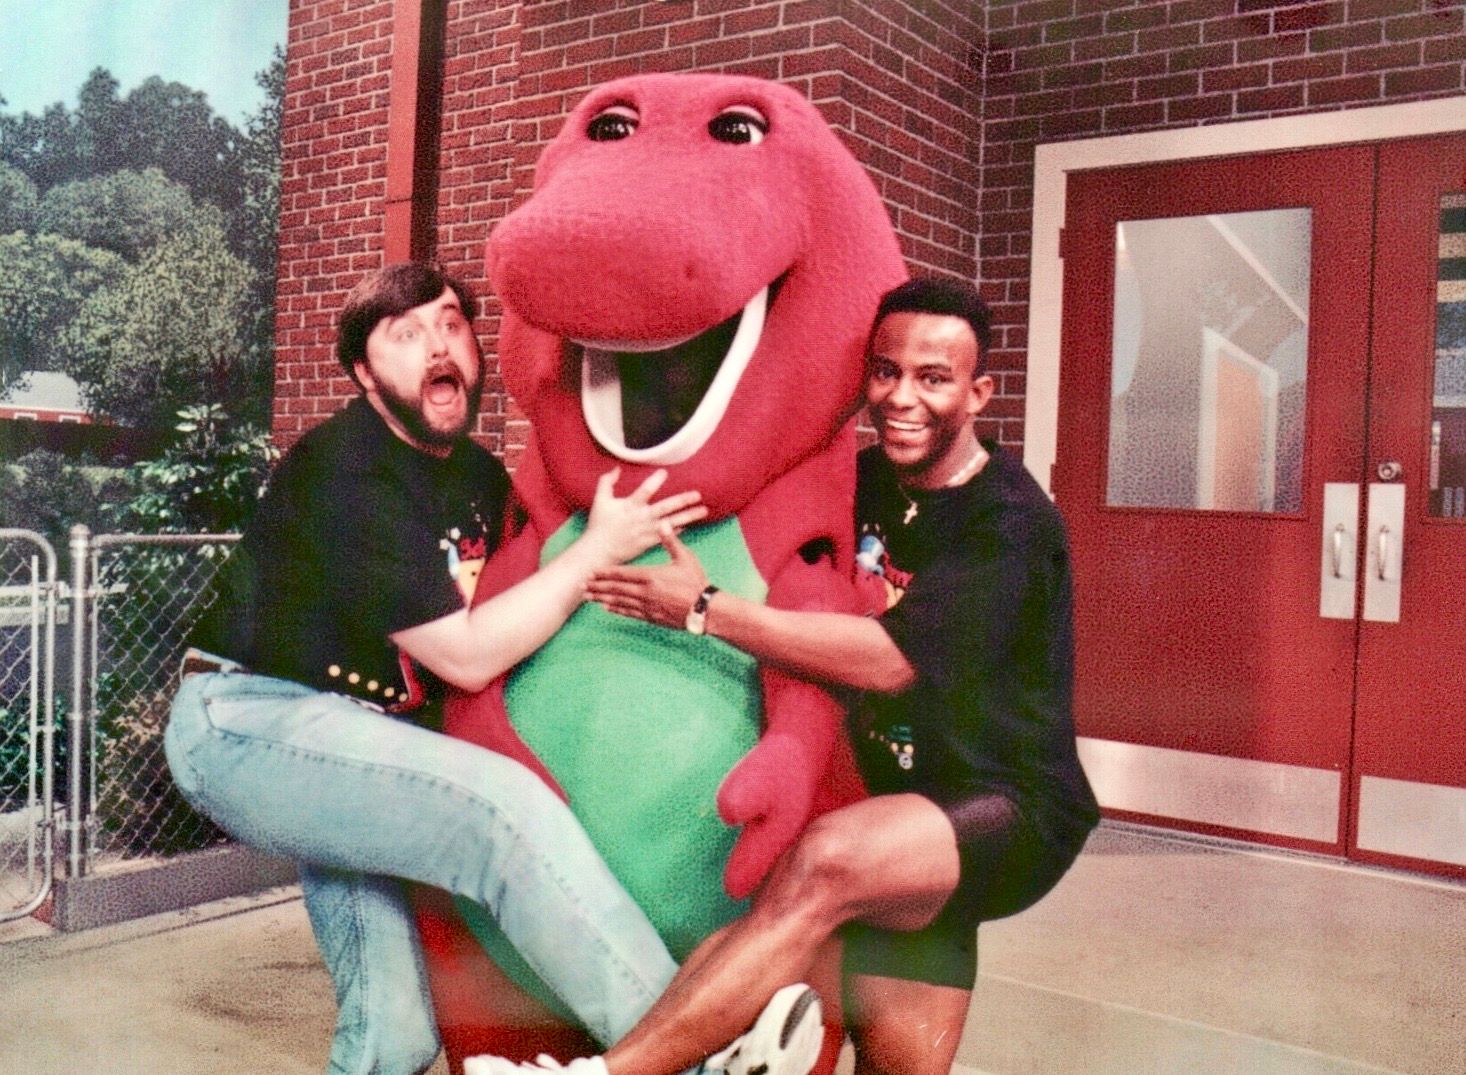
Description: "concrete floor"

(961, 825), (1464, 1074)
(0, 823), (1459, 1074)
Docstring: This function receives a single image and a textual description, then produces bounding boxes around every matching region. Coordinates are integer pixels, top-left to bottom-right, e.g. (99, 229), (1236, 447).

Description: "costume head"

(488, 73), (905, 517)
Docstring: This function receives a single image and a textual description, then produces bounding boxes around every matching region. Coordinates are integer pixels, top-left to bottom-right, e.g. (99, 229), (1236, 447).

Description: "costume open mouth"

(579, 286), (768, 464)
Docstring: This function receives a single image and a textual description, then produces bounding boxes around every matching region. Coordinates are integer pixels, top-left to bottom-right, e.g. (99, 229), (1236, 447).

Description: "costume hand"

(586, 525), (710, 629)
(581, 467), (706, 567)
(717, 733), (816, 899)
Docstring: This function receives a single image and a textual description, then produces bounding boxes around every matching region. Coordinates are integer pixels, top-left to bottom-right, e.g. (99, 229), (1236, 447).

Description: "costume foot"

(463, 1053), (609, 1075)
(704, 982), (823, 1075)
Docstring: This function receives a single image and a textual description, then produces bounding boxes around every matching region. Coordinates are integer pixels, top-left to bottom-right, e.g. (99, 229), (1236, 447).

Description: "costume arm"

(393, 468), (704, 692)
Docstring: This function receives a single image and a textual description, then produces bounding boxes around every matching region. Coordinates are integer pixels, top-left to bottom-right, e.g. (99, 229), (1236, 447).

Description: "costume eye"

(587, 105), (639, 141)
(709, 106), (768, 145)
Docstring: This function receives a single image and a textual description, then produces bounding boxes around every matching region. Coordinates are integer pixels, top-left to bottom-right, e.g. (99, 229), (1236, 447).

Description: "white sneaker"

(463, 1052), (610, 1075)
(704, 983), (824, 1075)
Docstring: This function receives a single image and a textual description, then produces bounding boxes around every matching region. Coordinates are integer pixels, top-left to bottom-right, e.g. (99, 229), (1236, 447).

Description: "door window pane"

(1107, 209), (1311, 512)
(1429, 193), (1466, 518)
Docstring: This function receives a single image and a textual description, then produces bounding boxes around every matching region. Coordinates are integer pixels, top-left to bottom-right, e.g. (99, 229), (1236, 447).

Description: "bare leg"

(602, 794), (961, 1075)
(847, 975), (970, 1075)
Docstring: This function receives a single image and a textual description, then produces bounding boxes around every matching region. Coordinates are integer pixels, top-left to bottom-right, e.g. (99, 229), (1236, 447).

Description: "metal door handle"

(1320, 483), (1358, 620)
(1363, 483), (1403, 623)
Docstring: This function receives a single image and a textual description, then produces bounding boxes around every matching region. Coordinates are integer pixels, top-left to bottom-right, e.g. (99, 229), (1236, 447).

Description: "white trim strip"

(1356, 775), (1466, 867)
(1077, 736), (1340, 844)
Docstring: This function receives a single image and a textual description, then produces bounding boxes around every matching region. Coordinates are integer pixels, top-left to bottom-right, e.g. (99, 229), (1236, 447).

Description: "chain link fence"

(0, 528), (239, 922)
(85, 533), (237, 866)
(0, 530), (59, 920)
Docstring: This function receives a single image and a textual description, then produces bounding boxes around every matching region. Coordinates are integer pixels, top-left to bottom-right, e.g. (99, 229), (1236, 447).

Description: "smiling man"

(575, 277), (1099, 1075)
(164, 263), (711, 1074)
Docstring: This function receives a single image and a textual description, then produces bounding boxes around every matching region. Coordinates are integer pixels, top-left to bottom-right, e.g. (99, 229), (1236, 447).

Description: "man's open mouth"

(423, 365), (465, 407)
(579, 286), (768, 464)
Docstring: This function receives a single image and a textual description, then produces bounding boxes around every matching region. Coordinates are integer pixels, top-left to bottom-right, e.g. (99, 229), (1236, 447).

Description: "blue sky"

(0, 0), (287, 126)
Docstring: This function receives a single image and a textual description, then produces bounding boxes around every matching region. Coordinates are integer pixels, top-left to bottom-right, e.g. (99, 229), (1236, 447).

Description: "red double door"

(1056, 133), (1466, 878)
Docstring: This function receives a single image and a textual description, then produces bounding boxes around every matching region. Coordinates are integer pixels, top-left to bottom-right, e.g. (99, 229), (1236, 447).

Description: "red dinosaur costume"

(415, 73), (907, 1074)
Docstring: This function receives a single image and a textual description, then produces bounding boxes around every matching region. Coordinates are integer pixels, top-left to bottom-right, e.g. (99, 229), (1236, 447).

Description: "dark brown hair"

(337, 264), (478, 385)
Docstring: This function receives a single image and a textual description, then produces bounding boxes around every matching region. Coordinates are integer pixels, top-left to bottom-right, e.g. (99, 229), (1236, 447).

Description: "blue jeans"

(165, 671), (678, 1074)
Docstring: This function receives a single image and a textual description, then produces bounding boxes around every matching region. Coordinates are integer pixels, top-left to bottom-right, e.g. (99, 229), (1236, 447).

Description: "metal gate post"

(67, 524), (90, 879)
(0, 528), (60, 922)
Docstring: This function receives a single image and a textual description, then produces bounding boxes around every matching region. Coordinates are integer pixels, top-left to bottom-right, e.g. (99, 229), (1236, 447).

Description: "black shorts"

(841, 793), (1084, 989)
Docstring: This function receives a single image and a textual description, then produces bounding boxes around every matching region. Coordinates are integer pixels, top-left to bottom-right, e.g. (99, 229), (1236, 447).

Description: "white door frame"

(1023, 93), (1466, 496)
(1022, 94), (1466, 847)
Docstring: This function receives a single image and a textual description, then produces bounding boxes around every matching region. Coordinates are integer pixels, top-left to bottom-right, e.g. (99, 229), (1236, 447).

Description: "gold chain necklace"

(897, 443), (987, 525)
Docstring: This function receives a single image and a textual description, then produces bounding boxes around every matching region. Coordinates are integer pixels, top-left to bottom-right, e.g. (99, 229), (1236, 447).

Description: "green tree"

(59, 222), (266, 429)
(0, 100), (84, 191)
(36, 167), (224, 261)
(116, 404), (275, 534)
(0, 162), (38, 232)
(0, 68), (242, 205)
(110, 76), (241, 208)
(1, 60), (281, 428)
(72, 67), (124, 176)
(0, 231), (125, 394)
(228, 48), (286, 378)
(0, 448), (104, 547)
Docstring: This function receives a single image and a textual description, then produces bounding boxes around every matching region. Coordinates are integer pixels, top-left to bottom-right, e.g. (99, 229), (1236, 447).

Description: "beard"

(376, 361), (485, 449)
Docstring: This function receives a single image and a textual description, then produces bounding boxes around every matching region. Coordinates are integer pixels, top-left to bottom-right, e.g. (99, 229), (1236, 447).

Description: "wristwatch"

(685, 585), (720, 635)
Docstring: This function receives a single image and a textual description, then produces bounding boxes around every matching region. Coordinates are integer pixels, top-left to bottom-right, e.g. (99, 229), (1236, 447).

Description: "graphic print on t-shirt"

(380, 500), (498, 713)
(856, 523), (913, 611)
(856, 521), (918, 772)
(439, 505), (495, 605)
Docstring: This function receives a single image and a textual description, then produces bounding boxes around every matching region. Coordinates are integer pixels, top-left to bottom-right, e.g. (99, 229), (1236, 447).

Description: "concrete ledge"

(53, 844), (298, 932)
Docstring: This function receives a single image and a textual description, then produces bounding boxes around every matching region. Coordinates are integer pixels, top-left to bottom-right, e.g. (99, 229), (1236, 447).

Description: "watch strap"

(685, 584), (720, 635)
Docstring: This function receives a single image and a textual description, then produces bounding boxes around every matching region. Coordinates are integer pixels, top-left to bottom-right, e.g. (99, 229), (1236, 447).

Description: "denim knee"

(163, 673), (211, 801)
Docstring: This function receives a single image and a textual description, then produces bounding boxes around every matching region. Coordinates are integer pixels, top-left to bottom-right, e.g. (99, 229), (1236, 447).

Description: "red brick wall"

(977, 0), (1466, 447)
(274, 0), (983, 455)
(274, 0), (398, 445)
(275, 0), (1466, 456)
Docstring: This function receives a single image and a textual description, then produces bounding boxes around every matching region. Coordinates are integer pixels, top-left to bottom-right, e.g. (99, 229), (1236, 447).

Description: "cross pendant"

(903, 501), (918, 525)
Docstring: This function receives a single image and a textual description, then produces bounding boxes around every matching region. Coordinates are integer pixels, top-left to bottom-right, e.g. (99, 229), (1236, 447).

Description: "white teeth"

(887, 420), (924, 432)
(580, 287), (768, 464)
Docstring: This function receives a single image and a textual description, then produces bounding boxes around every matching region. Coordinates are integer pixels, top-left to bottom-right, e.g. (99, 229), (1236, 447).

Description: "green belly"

(457, 515), (767, 1019)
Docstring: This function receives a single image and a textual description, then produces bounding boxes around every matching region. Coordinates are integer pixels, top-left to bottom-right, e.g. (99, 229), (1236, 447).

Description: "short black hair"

(870, 277), (992, 375)
(336, 264), (478, 385)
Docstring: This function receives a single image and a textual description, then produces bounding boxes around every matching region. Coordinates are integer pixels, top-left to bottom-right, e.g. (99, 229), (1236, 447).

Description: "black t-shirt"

(853, 442), (1099, 851)
(198, 397), (511, 719)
